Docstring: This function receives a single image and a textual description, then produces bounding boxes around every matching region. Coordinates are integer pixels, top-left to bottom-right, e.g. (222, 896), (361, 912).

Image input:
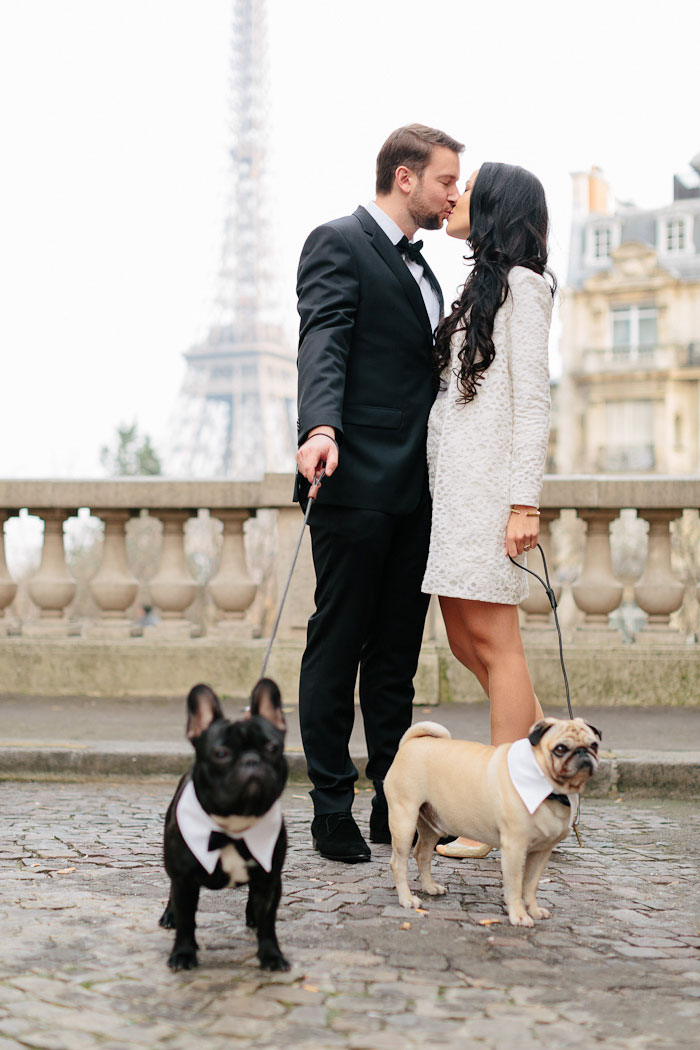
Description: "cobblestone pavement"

(1, 781), (699, 1050)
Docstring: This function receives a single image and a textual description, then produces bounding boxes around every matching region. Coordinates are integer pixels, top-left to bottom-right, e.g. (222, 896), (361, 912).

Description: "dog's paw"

(398, 893), (423, 910)
(527, 905), (551, 920)
(423, 881), (447, 896)
(168, 948), (198, 971)
(159, 906), (175, 929)
(507, 905), (535, 927)
(259, 950), (290, 972)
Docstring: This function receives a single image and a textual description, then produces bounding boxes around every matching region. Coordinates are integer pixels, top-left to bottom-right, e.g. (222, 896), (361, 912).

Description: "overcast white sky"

(0, 0), (698, 477)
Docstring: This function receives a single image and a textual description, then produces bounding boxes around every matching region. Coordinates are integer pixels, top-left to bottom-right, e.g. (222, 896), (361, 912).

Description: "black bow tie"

(396, 235), (424, 264)
(208, 829), (254, 861)
(546, 792), (571, 808)
(208, 830), (233, 851)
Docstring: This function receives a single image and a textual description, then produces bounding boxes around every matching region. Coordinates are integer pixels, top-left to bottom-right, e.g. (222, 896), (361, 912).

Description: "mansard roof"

(568, 196), (700, 290)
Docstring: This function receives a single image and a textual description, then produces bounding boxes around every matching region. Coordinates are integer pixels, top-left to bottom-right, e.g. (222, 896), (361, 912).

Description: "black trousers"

(298, 489), (432, 815)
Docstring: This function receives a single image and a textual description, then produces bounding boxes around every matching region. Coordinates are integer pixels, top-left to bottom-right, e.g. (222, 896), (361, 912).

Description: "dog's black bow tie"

(206, 827), (234, 852)
(209, 831), (256, 865)
(208, 830), (232, 851)
(396, 235), (425, 264)
(208, 830), (254, 861)
(546, 791), (571, 808)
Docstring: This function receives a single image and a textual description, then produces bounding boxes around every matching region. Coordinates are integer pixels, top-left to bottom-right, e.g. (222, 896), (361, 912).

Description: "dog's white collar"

(176, 779), (282, 874)
(507, 738), (575, 821)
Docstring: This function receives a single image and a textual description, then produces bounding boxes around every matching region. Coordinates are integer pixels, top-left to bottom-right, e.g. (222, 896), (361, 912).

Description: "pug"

(159, 678), (289, 971)
(384, 717), (601, 927)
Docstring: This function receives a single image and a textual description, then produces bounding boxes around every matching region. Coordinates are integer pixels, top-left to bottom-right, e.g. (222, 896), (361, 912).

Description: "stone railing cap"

(541, 475), (700, 510)
(0, 474), (698, 514)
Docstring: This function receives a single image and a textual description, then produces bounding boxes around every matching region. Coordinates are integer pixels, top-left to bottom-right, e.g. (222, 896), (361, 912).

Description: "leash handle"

(509, 543), (558, 613)
(308, 467), (326, 503)
(259, 468), (325, 680)
(509, 544), (572, 722)
(509, 544), (583, 846)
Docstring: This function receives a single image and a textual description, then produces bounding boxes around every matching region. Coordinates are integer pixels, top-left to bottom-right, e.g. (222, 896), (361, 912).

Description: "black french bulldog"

(159, 678), (289, 972)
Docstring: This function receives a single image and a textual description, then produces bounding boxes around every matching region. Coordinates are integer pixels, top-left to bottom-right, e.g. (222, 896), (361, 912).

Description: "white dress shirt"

(365, 200), (441, 334)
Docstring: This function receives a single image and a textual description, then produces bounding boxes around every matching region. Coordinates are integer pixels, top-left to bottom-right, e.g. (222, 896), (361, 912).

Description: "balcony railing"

(577, 343), (695, 374)
(0, 475), (698, 651)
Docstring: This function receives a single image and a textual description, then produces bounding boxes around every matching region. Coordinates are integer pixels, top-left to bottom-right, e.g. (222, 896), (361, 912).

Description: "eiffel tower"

(166, 0), (297, 479)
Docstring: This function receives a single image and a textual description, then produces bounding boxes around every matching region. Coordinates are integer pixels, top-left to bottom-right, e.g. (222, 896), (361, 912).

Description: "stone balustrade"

(540, 476), (699, 646)
(0, 475), (698, 644)
(0, 478), (269, 640)
(0, 475), (698, 703)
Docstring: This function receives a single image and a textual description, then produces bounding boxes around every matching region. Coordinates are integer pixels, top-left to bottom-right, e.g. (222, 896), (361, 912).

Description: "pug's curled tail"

(398, 721), (451, 748)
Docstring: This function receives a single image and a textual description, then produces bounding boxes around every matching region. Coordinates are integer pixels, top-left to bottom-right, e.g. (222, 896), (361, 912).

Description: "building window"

(610, 305), (657, 359)
(656, 213), (693, 256)
(584, 221), (620, 266)
(594, 226), (611, 258)
(666, 219), (685, 252)
(602, 400), (655, 471)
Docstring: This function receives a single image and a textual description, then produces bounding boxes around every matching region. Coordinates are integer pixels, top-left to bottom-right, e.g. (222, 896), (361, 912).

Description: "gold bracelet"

(510, 507), (540, 517)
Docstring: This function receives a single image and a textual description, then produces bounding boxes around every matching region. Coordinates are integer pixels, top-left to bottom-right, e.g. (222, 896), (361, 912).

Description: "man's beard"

(407, 187), (444, 231)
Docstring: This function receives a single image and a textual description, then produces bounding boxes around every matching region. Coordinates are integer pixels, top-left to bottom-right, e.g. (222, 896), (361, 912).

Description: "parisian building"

(556, 156), (700, 474)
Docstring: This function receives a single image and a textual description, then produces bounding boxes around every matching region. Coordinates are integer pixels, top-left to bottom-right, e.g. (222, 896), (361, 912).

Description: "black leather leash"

(509, 544), (583, 845)
(509, 545), (572, 720)
(259, 469), (325, 681)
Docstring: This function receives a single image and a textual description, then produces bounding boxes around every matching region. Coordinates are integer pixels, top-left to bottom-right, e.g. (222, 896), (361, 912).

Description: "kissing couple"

(294, 124), (555, 862)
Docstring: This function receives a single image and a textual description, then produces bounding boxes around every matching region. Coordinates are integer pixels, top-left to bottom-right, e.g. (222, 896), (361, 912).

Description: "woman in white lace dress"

(422, 163), (555, 857)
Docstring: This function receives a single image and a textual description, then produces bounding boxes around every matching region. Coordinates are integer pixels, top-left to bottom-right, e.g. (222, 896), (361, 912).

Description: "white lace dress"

(422, 266), (552, 604)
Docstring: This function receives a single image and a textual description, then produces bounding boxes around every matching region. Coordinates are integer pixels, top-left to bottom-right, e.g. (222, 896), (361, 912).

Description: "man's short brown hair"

(375, 124), (465, 196)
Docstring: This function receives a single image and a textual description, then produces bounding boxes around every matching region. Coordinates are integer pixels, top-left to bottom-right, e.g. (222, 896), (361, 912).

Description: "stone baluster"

(25, 509), (77, 635)
(571, 510), (624, 642)
(633, 510), (685, 644)
(271, 506), (316, 639)
(0, 513), (18, 634)
(207, 510), (257, 638)
(520, 510), (562, 644)
(87, 510), (141, 637)
(147, 511), (198, 637)
(424, 594), (448, 645)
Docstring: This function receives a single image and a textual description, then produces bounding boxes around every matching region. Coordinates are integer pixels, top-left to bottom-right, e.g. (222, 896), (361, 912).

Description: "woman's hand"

(505, 506), (540, 557)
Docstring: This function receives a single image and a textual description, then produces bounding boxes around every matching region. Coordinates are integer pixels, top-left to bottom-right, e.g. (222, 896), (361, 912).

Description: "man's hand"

(296, 427), (339, 483)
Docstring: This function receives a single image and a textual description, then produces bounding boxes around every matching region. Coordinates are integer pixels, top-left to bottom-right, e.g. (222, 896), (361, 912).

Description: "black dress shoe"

(311, 813), (371, 863)
(369, 783), (391, 844)
(368, 785), (446, 846)
(369, 791), (415, 845)
(369, 808), (391, 844)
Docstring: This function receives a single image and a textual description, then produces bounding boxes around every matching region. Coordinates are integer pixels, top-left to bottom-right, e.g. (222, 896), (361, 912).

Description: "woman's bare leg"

(438, 596), (544, 852)
(439, 595), (490, 696)
(442, 596), (542, 741)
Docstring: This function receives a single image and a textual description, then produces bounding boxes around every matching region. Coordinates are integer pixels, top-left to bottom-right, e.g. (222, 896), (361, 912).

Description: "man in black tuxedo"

(295, 124), (463, 862)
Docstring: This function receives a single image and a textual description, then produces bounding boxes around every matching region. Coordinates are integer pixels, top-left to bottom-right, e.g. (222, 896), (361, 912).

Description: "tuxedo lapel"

(354, 206), (434, 338)
(420, 256), (444, 320)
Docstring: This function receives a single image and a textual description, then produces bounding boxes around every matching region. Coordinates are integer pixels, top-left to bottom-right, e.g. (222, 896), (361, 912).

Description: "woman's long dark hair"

(433, 161), (556, 403)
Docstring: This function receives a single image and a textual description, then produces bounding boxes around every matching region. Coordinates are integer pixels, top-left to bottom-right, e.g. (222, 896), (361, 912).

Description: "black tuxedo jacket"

(295, 205), (442, 514)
